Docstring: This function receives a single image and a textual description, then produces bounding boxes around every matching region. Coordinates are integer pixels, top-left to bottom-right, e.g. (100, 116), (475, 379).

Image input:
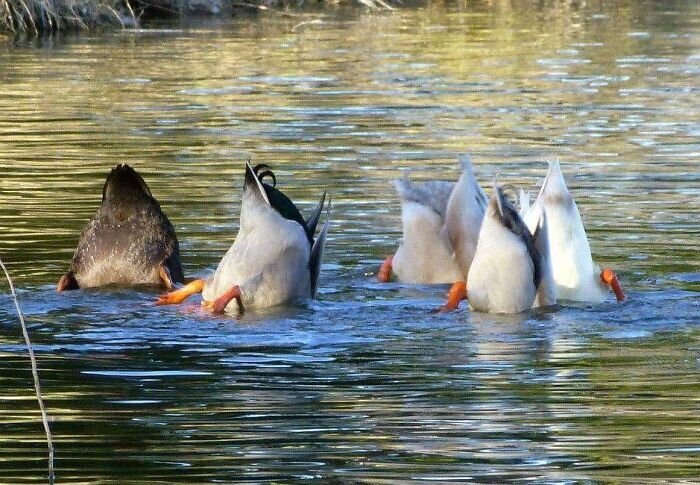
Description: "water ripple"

(1, 1), (699, 483)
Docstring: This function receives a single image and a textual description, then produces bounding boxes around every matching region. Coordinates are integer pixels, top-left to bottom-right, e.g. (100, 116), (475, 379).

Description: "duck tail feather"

(519, 189), (531, 216)
(539, 158), (567, 196)
(305, 191), (327, 236)
(533, 212), (557, 307)
(309, 197), (331, 298)
(102, 164), (152, 201)
(493, 174), (505, 219)
(458, 154), (475, 175)
(244, 160), (271, 205)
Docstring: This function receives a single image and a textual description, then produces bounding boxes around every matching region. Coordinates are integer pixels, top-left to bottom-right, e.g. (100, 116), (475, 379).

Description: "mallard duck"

(57, 164), (184, 292)
(520, 161), (625, 303)
(156, 162), (329, 314)
(378, 156), (487, 284)
(440, 181), (556, 313)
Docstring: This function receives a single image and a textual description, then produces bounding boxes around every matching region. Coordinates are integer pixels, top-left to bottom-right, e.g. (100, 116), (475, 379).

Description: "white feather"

(392, 201), (462, 284)
(467, 204), (537, 314)
(390, 156), (486, 284)
(444, 155), (487, 276)
(524, 160), (608, 302)
(245, 160), (270, 205)
(518, 189), (531, 217)
(202, 189), (311, 313)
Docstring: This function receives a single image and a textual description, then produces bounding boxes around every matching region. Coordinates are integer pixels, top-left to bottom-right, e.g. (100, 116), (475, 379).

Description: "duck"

(520, 160), (625, 303)
(57, 164), (184, 292)
(156, 162), (329, 314)
(440, 181), (557, 313)
(378, 155), (487, 284)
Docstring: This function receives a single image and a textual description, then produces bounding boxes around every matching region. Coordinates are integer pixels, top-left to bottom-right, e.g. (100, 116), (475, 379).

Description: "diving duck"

(57, 164), (184, 292)
(520, 161), (625, 303)
(378, 156), (487, 284)
(156, 162), (329, 314)
(440, 181), (556, 313)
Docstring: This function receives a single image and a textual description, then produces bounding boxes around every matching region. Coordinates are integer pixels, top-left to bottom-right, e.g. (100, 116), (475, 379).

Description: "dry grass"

(0, 0), (128, 33)
(0, 0), (397, 34)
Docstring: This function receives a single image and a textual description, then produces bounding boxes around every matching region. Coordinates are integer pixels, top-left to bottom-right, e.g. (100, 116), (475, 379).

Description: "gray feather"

(493, 185), (542, 290)
(67, 164), (184, 288)
(394, 179), (455, 220)
(305, 191), (327, 237)
(460, 155), (488, 209)
(309, 199), (331, 297)
(533, 211), (557, 307)
(475, 180), (488, 209)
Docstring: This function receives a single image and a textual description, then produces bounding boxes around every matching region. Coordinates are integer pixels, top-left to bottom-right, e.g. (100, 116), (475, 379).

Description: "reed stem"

(0, 257), (55, 485)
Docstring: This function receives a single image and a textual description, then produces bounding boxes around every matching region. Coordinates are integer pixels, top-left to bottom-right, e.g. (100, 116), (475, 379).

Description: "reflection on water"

(1, 0), (699, 482)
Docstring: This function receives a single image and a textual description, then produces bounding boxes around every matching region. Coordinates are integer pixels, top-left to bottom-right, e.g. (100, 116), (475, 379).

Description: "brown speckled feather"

(62, 164), (183, 289)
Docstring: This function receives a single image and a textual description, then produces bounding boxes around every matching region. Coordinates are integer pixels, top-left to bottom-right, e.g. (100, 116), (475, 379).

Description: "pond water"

(1, 1), (699, 482)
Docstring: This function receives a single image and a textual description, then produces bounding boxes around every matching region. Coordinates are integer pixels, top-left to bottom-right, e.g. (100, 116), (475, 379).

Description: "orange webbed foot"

(434, 281), (467, 313)
(378, 256), (393, 283)
(600, 268), (625, 302)
(212, 285), (243, 314)
(156, 279), (205, 306)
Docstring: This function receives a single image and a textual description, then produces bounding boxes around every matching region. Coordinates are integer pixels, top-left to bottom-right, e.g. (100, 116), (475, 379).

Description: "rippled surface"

(1, 1), (699, 482)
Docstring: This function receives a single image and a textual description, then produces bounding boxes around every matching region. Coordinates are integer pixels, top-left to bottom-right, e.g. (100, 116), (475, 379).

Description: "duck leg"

(377, 256), (393, 283)
(57, 272), (79, 292)
(436, 281), (468, 312)
(156, 278), (205, 305)
(158, 265), (175, 291)
(211, 285), (243, 314)
(600, 268), (625, 302)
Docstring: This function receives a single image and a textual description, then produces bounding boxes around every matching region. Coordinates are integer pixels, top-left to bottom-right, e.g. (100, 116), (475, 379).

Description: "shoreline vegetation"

(0, 0), (395, 35)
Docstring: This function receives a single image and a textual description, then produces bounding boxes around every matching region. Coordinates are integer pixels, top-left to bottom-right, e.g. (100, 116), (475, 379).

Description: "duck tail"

(244, 160), (272, 205)
(533, 211), (557, 307)
(306, 191), (327, 236)
(309, 197), (331, 298)
(102, 164), (152, 202)
(519, 188), (531, 216)
(539, 158), (569, 198)
(458, 154), (475, 176)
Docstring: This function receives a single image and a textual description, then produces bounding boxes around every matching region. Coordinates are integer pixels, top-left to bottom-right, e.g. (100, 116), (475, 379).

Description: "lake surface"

(1, 1), (699, 482)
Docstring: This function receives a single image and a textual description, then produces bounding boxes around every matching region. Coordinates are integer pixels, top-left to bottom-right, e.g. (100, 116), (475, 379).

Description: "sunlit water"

(1, 1), (699, 483)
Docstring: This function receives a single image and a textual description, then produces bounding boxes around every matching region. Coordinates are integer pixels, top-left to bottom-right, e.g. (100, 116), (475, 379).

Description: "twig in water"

(0, 257), (55, 484)
(291, 18), (324, 32)
(230, 1), (268, 10)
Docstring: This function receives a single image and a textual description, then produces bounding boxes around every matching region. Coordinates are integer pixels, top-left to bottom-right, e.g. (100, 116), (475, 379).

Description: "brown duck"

(57, 164), (184, 292)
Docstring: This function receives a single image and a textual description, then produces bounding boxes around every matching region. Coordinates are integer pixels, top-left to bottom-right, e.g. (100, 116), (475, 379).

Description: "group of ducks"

(377, 156), (625, 312)
(56, 162), (329, 314)
(55, 158), (624, 315)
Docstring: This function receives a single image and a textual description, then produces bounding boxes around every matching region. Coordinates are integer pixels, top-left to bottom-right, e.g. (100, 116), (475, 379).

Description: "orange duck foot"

(378, 256), (393, 283)
(212, 285), (243, 314)
(434, 281), (467, 313)
(156, 278), (205, 305)
(600, 268), (625, 302)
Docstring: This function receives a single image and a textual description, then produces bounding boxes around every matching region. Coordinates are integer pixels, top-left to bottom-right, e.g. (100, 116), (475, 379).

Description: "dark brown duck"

(57, 164), (184, 292)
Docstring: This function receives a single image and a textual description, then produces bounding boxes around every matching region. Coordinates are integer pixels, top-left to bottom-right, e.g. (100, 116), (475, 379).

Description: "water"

(1, 1), (699, 482)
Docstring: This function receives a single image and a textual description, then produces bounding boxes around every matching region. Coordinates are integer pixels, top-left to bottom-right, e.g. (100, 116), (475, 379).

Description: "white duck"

(440, 181), (556, 313)
(520, 160), (625, 303)
(378, 155), (487, 284)
(156, 162), (329, 314)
